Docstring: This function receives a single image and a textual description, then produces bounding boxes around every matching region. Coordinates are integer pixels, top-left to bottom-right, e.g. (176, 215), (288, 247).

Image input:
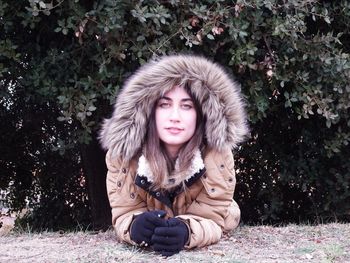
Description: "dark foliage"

(1, 0), (349, 230)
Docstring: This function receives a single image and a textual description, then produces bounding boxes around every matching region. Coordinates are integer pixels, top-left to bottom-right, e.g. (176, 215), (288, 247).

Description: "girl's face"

(155, 86), (197, 158)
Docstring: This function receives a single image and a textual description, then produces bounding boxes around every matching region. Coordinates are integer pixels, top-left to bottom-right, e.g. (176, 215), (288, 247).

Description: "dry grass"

(0, 223), (349, 262)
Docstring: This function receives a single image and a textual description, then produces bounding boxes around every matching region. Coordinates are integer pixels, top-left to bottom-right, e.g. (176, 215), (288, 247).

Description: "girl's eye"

(158, 102), (171, 108)
(181, 104), (193, 110)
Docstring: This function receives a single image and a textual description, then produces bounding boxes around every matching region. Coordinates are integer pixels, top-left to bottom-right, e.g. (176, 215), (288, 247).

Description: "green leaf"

(39, 1), (46, 8)
(207, 34), (214, 40)
(136, 35), (145, 42)
(88, 106), (96, 111)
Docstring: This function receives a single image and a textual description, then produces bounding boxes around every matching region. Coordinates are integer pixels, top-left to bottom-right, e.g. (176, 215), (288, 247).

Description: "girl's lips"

(166, 127), (183, 134)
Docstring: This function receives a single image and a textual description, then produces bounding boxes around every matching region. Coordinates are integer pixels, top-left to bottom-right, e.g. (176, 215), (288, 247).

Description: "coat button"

(203, 174), (207, 179)
(141, 179), (145, 184)
(211, 188), (215, 193)
(130, 193), (135, 199)
(122, 168), (127, 173)
(117, 181), (121, 187)
(228, 177), (233, 183)
(220, 164), (225, 170)
(156, 192), (160, 197)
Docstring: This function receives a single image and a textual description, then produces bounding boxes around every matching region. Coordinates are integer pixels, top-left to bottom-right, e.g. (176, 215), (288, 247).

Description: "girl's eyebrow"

(160, 96), (193, 102)
(159, 96), (171, 101)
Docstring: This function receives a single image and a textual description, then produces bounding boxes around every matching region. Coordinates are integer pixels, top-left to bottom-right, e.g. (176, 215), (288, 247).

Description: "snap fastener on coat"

(156, 192), (160, 197)
(211, 188), (215, 193)
(141, 179), (145, 184)
(228, 177), (233, 183)
(122, 168), (127, 173)
(117, 181), (122, 187)
(220, 164), (225, 169)
(130, 193), (135, 199)
(168, 178), (175, 184)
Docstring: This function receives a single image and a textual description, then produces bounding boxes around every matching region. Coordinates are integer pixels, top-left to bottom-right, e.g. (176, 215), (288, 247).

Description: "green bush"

(1, 0), (349, 229)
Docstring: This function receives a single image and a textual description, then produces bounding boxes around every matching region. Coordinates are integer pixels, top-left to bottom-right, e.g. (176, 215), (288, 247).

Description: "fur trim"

(137, 155), (154, 182)
(100, 54), (248, 160)
(137, 149), (204, 184)
(174, 149), (205, 182)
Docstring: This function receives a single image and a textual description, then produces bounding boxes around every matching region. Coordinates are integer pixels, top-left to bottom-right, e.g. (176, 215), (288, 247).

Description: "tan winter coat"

(100, 54), (248, 249)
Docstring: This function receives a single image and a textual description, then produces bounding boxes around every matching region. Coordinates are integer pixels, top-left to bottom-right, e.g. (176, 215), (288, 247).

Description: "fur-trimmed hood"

(100, 54), (248, 160)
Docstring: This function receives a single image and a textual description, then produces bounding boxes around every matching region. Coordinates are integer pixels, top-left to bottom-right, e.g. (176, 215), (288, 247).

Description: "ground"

(0, 217), (349, 263)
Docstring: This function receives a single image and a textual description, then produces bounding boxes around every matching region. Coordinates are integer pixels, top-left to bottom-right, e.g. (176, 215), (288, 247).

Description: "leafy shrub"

(1, 0), (349, 229)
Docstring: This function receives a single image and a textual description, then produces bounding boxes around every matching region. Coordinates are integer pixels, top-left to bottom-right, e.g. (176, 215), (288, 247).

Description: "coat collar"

(135, 149), (206, 209)
(136, 149), (205, 184)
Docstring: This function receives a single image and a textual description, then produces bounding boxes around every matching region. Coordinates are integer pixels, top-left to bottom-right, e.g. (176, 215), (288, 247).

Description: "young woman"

(100, 54), (248, 256)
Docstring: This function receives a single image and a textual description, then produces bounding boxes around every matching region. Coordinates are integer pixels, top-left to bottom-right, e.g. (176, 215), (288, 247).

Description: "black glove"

(151, 217), (189, 257)
(130, 210), (167, 246)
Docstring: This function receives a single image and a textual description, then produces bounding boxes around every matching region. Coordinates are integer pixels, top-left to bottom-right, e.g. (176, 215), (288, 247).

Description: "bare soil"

(0, 221), (349, 263)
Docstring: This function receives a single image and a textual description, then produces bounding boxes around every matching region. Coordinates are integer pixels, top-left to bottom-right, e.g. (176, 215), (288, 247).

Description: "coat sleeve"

(176, 148), (241, 249)
(105, 151), (148, 244)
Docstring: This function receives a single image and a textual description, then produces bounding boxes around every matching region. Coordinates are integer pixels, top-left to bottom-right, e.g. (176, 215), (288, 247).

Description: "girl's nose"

(169, 106), (180, 122)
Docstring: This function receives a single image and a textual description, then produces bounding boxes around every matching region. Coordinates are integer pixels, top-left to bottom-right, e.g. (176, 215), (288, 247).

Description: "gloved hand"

(151, 217), (189, 257)
(130, 210), (167, 246)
